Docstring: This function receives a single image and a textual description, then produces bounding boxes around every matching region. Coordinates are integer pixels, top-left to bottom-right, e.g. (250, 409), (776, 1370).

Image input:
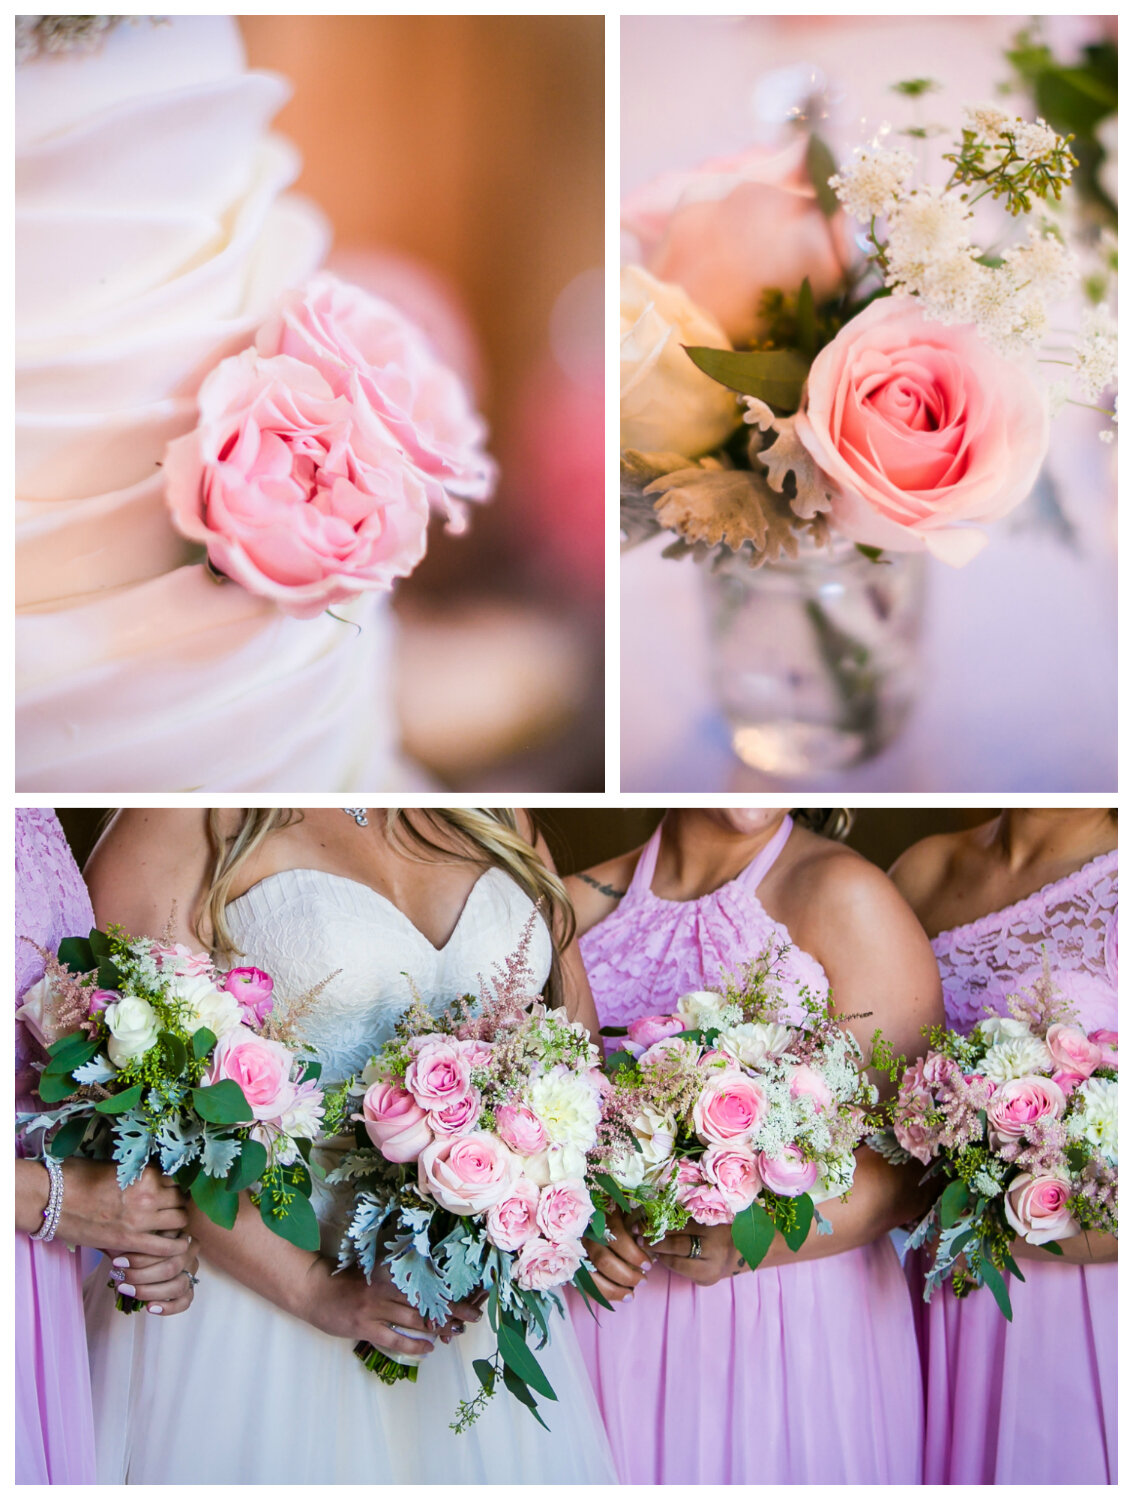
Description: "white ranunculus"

(527, 1071), (602, 1157)
(105, 995), (161, 1066)
(676, 990), (728, 1031)
(166, 972), (241, 1037)
(718, 1021), (795, 1068)
(975, 1015), (1034, 1047)
(1066, 1076), (1118, 1163)
(620, 265), (739, 458)
(980, 1034), (1053, 1083)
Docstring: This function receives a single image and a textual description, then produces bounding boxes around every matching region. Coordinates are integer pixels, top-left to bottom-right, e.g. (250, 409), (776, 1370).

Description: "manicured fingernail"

(146, 1304), (164, 1315)
(118, 1284), (136, 1298)
(112, 1257), (129, 1268)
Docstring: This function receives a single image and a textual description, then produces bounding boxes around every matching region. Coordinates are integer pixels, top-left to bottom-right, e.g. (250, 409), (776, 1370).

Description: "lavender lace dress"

(15, 809), (97, 1484)
(569, 817), (923, 1484)
(922, 849), (1118, 1484)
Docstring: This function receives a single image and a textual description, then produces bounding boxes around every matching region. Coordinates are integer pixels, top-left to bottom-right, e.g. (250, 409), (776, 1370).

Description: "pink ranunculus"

(208, 1026), (294, 1122)
(1088, 1029), (1118, 1069)
(757, 1146), (820, 1198)
(1004, 1170), (1077, 1245)
(149, 942), (214, 977)
(514, 1235), (585, 1291)
(485, 1176), (541, 1252)
(701, 1143), (762, 1213)
(623, 137), (849, 344)
(428, 1087), (482, 1137)
(404, 1040), (473, 1111)
(986, 1075), (1066, 1149)
(87, 989), (117, 1016)
(257, 273), (496, 529)
(535, 1178), (594, 1243)
(418, 1131), (516, 1215)
(358, 1080), (434, 1163)
(795, 297), (1050, 566)
(626, 1013), (686, 1057)
(494, 1104), (549, 1157)
(787, 1064), (835, 1114)
(692, 1071), (768, 1145)
(163, 347), (431, 619)
(220, 967), (275, 1026)
(1046, 1025), (1103, 1080)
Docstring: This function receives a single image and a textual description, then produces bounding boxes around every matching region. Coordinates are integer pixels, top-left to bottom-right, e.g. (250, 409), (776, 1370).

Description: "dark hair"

(791, 809), (854, 841)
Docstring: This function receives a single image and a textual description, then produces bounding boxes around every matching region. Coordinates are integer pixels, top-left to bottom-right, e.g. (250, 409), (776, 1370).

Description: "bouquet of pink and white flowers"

(874, 969), (1117, 1319)
(327, 918), (609, 1432)
(593, 946), (882, 1270)
(17, 925), (326, 1306)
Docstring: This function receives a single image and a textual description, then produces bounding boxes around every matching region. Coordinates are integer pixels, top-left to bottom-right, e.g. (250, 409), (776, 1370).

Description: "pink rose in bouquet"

(535, 1178), (593, 1243)
(418, 1132), (516, 1215)
(428, 1087), (482, 1137)
(1046, 1024), (1103, 1081)
(757, 1145), (820, 1198)
(795, 297), (1049, 566)
(404, 1039), (473, 1110)
(514, 1235), (585, 1292)
(638, 1036), (699, 1069)
(692, 1070), (769, 1144)
(208, 1026), (294, 1121)
(1089, 1029), (1119, 1069)
(626, 1012), (686, 1056)
(494, 1103), (549, 1156)
(459, 1038), (496, 1069)
(701, 1142), (761, 1213)
(485, 1177), (541, 1252)
(87, 988), (116, 1016)
(787, 1063), (835, 1114)
(220, 966), (275, 1026)
(986, 1075), (1066, 1148)
(674, 1158), (733, 1226)
(623, 138), (848, 344)
(1003, 1170), (1077, 1244)
(892, 1080), (940, 1164)
(163, 349), (430, 618)
(359, 1080), (433, 1163)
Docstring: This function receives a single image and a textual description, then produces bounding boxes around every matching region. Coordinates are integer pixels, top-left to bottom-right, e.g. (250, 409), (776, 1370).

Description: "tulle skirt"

(83, 1252), (616, 1484)
(15, 1233), (97, 1484)
(570, 1235), (923, 1485)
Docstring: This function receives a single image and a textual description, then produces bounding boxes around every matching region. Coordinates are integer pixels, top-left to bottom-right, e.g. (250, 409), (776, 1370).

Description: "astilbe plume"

(456, 910), (542, 1044)
(1003, 952), (1078, 1033)
(1071, 1159), (1118, 1232)
(932, 1062), (996, 1152)
(20, 940), (99, 1039)
(262, 971), (340, 1047)
(1007, 1113), (1069, 1174)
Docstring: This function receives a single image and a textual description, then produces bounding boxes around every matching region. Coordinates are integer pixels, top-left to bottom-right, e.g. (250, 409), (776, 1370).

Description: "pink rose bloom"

(626, 1013), (686, 1057)
(257, 273), (495, 529)
(893, 1086), (938, 1164)
(1051, 1069), (1088, 1093)
(358, 1080), (433, 1163)
(696, 1048), (732, 1071)
(676, 1178), (733, 1227)
(701, 1143), (761, 1213)
(1088, 1029), (1118, 1069)
(163, 348), (430, 619)
(1046, 1025), (1103, 1080)
(220, 967), (275, 1026)
(404, 1040), (473, 1111)
(623, 138), (849, 344)
(150, 942), (213, 977)
(428, 1087), (482, 1137)
(986, 1075), (1066, 1149)
(494, 1104), (549, 1157)
(787, 1064), (835, 1114)
(692, 1071), (768, 1144)
(535, 1178), (593, 1243)
(87, 989), (117, 1016)
(418, 1131), (516, 1216)
(485, 1177), (541, 1252)
(459, 1039), (495, 1070)
(1004, 1171), (1077, 1245)
(208, 1026), (294, 1121)
(514, 1235), (585, 1292)
(795, 297), (1049, 566)
(639, 1036), (698, 1069)
(757, 1146), (820, 1198)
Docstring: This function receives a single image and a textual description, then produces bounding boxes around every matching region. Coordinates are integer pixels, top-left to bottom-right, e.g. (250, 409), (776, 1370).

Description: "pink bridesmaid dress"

(922, 849), (1117, 1484)
(570, 817), (923, 1484)
(15, 809), (98, 1484)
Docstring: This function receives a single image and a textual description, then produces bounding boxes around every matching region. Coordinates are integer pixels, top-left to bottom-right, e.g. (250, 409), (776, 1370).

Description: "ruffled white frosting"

(16, 15), (402, 792)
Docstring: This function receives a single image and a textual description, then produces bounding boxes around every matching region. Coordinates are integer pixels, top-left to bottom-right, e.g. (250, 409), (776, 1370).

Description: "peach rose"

(623, 138), (848, 344)
(757, 1146), (820, 1198)
(692, 1071), (768, 1145)
(796, 297), (1049, 566)
(163, 349), (430, 618)
(418, 1131), (516, 1216)
(986, 1075), (1066, 1149)
(1046, 1025), (1103, 1080)
(513, 1235), (585, 1291)
(485, 1176), (541, 1252)
(1004, 1170), (1077, 1245)
(701, 1142), (761, 1213)
(358, 1080), (433, 1164)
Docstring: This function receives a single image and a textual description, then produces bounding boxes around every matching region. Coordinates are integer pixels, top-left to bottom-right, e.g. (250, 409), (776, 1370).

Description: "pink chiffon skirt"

(922, 1255), (1116, 1483)
(15, 1232), (96, 1484)
(570, 1236), (923, 1485)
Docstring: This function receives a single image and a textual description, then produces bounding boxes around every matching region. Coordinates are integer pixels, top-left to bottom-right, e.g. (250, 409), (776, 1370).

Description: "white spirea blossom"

(887, 188), (974, 266)
(1011, 118), (1062, 164)
(828, 146), (915, 222)
(981, 1034), (1054, 1083)
(962, 103), (1013, 144)
(1073, 304), (1118, 401)
(1065, 1076), (1118, 1163)
(1003, 225), (1078, 298)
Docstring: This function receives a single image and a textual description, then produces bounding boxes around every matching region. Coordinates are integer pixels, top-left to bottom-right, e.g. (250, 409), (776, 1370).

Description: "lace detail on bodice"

(15, 809), (95, 1109)
(580, 817), (830, 1028)
(931, 850), (1118, 1035)
(222, 866), (553, 1089)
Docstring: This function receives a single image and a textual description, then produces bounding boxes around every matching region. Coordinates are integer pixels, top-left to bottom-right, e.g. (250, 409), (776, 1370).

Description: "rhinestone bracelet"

(29, 1154), (64, 1242)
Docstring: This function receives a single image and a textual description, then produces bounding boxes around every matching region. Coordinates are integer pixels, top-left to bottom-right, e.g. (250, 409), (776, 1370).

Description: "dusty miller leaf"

(743, 401), (836, 521)
(112, 1114), (154, 1188)
(621, 449), (700, 549)
(72, 1053), (115, 1086)
(157, 1114), (204, 1176)
(200, 1128), (239, 1179)
(866, 1128), (911, 1166)
(338, 1186), (399, 1276)
(645, 464), (803, 561)
(385, 1203), (453, 1324)
(437, 1223), (490, 1304)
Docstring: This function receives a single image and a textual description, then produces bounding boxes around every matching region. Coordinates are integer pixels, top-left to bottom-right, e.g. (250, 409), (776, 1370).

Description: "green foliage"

(497, 1314), (557, 1401)
(778, 1192), (815, 1253)
(939, 1178), (971, 1229)
(191, 1168), (239, 1230)
(227, 1138), (268, 1193)
(190, 1080), (254, 1125)
(94, 1084), (143, 1115)
(731, 1200), (776, 1269)
(48, 1115), (89, 1158)
(685, 346), (809, 412)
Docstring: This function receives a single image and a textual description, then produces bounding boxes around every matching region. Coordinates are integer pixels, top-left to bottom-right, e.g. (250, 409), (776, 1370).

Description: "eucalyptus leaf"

(731, 1201), (776, 1269)
(191, 1080), (253, 1125)
(497, 1319), (557, 1400)
(684, 346), (809, 411)
(939, 1178), (971, 1229)
(192, 1169), (239, 1230)
(262, 1187), (320, 1251)
(95, 1084), (143, 1115)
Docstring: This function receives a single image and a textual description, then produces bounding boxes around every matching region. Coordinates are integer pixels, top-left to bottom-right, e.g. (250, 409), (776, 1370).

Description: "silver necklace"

(342, 808), (369, 827)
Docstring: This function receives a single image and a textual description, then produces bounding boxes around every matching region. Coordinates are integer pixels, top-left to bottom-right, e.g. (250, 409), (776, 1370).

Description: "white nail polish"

(147, 1304), (164, 1315)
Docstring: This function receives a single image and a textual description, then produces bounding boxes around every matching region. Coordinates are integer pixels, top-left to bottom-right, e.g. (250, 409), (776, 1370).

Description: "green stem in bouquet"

(353, 1340), (419, 1384)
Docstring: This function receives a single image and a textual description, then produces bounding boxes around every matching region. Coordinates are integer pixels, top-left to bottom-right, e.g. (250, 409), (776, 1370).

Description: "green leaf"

(598, 1025), (628, 1037)
(472, 1357), (496, 1394)
(586, 1205), (607, 1244)
(779, 1192), (814, 1253)
(684, 346), (809, 412)
(731, 1201), (776, 1269)
(939, 1178), (971, 1230)
(487, 1273), (500, 1333)
(48, 1115), (90, 1158)
(88, 929), (113, 960)
(979, 1258), (1014, 1322)
(855, 543), (886, 564)
(796, 277), (816, 359)
(57, 936), (95, 974)
(500, 1366), (550, 1431)
(262, 1189), (320, 1252)
(604, 1050), (636, 1073)
(37, 1070), (79, 1104)
(46, 1030), (91, 1059)
(593, 1172), (631, 1213)
(158, 1031), (187, 1076)
(191, 1169), (239, 1230)
(497, 1320), (557, 1401)
(226, 1138), (267, 1193)
(573, 1263), (615, 1312)
(300, 1058), (322, 1084)
(191, 1080), (253, 1125)
(190, 1027), (217, 1061)
(1040, 1240), (1064, 1257)
(94, 1084), (144, 1115)
(1003, 1252), (1026, 1283)
(806, 133), (841, 217)
(43, 1035), (100, 1074)
(96, 960), (121, 991)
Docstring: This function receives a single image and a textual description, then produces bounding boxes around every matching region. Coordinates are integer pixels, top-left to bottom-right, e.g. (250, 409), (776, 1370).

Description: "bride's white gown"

(84, 867), (618, 1483)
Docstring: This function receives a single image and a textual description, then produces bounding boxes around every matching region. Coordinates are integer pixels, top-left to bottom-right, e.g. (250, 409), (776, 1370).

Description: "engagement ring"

(184, 1271), (201, 1288)
(688, 1235), (703, 1260)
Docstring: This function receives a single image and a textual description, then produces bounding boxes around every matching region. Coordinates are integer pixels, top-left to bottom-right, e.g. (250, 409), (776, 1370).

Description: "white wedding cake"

(16, 16), (403, 791)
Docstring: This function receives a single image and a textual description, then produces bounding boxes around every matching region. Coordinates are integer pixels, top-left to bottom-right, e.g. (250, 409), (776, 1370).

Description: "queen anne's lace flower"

(828, 147), (915, 222)
(1073, 305), (1118, 401)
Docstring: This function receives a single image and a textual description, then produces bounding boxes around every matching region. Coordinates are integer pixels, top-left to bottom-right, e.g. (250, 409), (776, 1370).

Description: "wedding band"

(688, 1235), (703, 1260)
(183, 1270), (201, 1287)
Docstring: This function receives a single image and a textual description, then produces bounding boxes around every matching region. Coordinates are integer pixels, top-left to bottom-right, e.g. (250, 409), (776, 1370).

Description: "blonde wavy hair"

(201, 809), (574, 1007)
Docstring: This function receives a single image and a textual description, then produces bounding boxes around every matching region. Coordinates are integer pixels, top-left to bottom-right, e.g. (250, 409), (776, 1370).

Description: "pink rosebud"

(1050, 1069), (1088, 1095)
(1004, 1171), (1077, 1245)
(696, 1048), (732, 1070)
(220, 967), (275, 1026)
(418, 1132), (516, 1215)
(1046, 1025), (1102, 1081)
(485, 1177), (541, 1252)
(514, 1235), (584, 1291)
(359, 1081), (433, 1163)
(428, 1088), (482, 1137)
(986, 1075), (1066, 1150)
(459, 1039), (495, 1069)
(787, 1064), (835, 1114)
(494, 1104), (549, 1157)
(208, 1026), (294, 1122)
(626, 1013), (686, 1057)
(638, 1036), (698, 1070)
(692, 1071), (768, 1145)
(701, 1143), (761, 1213)
(757, 1146), (819, 1198)
(404, 1040), (472, 1111)
(1088, 1029), (1118, 1070)
(87, 989), (117, 1016)
(675, 1175), (733, 1226)
(535, 1178), (593, 1243)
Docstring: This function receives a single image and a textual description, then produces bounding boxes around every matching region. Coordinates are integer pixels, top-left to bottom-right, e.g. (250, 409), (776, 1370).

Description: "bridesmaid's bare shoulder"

(565, 848), (642, 937)
(782, 828), (916, 942)
(85, 808), (216, 943)
(888, 822), (996, 923)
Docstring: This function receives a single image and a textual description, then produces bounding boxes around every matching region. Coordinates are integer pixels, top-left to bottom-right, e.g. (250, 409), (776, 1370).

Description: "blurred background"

(56, 808), (995, 880)
(239, 16), (605, 790)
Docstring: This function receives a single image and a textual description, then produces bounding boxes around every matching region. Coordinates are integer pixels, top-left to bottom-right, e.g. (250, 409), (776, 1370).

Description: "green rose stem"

(803, 597), (883, 758)
(354, 1340), (419, 1384)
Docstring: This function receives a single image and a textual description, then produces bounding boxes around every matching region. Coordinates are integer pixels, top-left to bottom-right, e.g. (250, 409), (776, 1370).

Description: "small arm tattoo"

(577, 872), (627, 900)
